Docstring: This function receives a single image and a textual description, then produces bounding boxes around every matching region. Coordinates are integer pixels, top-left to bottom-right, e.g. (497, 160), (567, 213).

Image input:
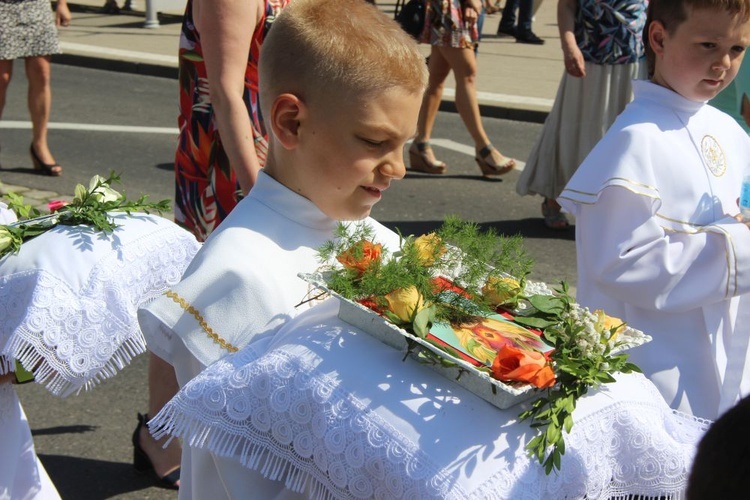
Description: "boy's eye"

(732, 45), (746, 54)
(700, 42), (716, 49)
(360, 137), (383, 147)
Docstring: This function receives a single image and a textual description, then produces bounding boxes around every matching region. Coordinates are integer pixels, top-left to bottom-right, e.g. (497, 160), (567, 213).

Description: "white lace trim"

(153, 344), (462, 500)
(152, 343), (709, 499)
(0, 225), (199, 396)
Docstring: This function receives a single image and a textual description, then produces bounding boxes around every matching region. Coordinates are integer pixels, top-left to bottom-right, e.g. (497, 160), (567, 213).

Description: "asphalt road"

(2, 64), (577, 499)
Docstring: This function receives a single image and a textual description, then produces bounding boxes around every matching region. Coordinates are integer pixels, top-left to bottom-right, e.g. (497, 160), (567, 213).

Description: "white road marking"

(0, 121), (178, 134)
(59, 42), (179, 65)
(1, 122), (526, 169)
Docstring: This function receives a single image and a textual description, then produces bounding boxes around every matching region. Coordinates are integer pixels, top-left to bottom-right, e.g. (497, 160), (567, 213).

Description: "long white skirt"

(0, 384), (60, 500)
(516, 60), (647, 200)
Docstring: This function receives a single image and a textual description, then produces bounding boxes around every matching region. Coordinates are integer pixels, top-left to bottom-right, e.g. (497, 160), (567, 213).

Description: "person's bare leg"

(25, 56), (61, 173)
(438, 45), (514, 170)
(139, 353), (182, 486)
(0, 59), (11, 165)
(0, 59), (13, 119)
(411, 46), (451, 166)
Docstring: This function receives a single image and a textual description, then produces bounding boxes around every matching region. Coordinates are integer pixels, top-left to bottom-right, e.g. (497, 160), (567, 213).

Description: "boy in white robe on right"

(559, 0), (750, 420)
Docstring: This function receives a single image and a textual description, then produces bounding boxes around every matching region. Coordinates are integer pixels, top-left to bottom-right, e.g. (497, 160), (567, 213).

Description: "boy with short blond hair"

(559, 0), (750, 420)
(138, 0), (426, 497)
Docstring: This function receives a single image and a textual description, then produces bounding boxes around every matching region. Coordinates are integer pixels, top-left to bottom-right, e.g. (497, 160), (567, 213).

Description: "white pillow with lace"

(0, 212), (200, 396)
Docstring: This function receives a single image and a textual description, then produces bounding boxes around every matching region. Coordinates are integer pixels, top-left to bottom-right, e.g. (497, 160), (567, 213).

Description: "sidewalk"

(57, 0), (563, 121)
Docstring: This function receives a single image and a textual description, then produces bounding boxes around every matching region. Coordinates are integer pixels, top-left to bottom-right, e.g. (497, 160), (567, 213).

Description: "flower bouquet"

(303, 217), (651, 473)
(0, 172), (170, 258)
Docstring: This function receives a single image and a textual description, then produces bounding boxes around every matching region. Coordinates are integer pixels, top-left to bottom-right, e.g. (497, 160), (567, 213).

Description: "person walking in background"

(496, 0), (545, 44)
(174, 0), (290, 242)
(516, 0), (647, 229)
(411, 0), (516, 177)
(131, 0), (291, 491)
(0, 0), (71, 176)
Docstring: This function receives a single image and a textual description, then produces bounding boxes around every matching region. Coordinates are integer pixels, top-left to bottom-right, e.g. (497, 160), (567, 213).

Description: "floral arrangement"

(315, 217), (650, 474)
(0, 172), (170, 258)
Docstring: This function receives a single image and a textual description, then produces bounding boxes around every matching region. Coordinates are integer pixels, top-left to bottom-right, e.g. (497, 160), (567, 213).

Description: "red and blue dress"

(173, 0), (290, 241)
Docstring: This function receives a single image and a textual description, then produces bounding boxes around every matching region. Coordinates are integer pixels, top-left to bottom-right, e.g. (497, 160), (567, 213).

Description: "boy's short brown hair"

(259, 0), (428, 119)
(644, 0), (750, 76)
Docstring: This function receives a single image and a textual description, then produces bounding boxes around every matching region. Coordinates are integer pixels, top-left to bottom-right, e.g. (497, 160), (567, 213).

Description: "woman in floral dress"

(516, 0), (648, 229)
(409, 0), (516, 177)
(173, 0), (290, 242)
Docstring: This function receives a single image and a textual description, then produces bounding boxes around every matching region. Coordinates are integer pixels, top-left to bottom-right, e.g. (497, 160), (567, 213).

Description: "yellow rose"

(482, 276), (521, 306)
(594, 310), (626, 340)
(384, 286), (425, 323)
(413, 233), (445, 266)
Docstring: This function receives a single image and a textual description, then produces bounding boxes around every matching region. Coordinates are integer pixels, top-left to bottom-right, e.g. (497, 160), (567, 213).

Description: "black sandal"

(30, 145), (62, 177)
(132, 413), (180, 490)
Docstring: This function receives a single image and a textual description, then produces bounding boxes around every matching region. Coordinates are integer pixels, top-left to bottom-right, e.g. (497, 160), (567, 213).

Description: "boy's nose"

(714, 53), (732, 70)
(380, 150), (407, 180)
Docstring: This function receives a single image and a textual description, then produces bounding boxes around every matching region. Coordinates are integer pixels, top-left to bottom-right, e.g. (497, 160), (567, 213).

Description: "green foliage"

(0, 172), (171, 258)
(319, 217), (533, 326)
(518, 283), (642, 473)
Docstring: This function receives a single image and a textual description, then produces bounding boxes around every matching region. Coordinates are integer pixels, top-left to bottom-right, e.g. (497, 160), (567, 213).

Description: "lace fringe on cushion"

(6, 328), (146, 396)
(149, 346), (460, 500)
(151, 355), (709, 499)
(151, 406), (345, 500)
(0, 223), (200, 397)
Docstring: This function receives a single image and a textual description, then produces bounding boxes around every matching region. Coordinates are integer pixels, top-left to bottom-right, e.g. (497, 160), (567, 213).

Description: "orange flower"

(336, 240), (382, 274)
(491, 345), (556, 388)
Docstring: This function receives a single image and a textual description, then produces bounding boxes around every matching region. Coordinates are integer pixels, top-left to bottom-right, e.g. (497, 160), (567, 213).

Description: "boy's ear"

(270, 93), (305, 150)
(649, 20), (667, 56)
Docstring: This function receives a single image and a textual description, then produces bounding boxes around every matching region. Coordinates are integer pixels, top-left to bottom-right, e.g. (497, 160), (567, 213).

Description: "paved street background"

(1, 2), (578, 498)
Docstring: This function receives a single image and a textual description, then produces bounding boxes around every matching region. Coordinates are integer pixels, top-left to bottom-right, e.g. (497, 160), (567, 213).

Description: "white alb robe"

(138, 171), (399, 499)
(559, 80), (750, 420)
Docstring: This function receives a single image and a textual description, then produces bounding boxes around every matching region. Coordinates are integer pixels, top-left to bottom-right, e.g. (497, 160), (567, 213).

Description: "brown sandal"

(409, 141), (447, 174)
(475, 144), (515, 177)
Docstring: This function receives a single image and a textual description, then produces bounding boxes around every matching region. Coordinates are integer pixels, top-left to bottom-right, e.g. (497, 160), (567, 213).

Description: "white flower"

(0, 202), (17, 224)
(88, 175), (121, 203)
(0, 226), (13, 253)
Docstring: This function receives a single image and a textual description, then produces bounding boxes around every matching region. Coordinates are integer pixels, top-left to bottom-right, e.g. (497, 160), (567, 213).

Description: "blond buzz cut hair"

(259, 0), (428, 119)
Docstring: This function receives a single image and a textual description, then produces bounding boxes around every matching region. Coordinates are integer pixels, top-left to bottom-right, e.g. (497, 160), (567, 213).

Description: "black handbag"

(395, 0), (426, 39)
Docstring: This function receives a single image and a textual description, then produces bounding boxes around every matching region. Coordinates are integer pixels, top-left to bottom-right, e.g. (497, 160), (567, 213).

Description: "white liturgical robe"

(139, 170), (399, 371)
(559, 80), (750, 420)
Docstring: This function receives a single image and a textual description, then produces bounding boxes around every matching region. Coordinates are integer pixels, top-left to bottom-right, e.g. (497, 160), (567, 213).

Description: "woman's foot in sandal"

(30, 144), (62, 177)
(475, 144), (515, 177)
(542, 198), (570, 230)
(409, 141), (447, 174)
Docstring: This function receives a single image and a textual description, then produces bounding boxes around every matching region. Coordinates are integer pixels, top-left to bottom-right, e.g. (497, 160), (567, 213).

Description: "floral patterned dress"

(174, 0), (290, 241)
(419, 0), (478, 49)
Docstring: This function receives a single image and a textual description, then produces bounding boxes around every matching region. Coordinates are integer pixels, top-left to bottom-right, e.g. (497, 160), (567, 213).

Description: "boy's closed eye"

(359, 137), (384, 147)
